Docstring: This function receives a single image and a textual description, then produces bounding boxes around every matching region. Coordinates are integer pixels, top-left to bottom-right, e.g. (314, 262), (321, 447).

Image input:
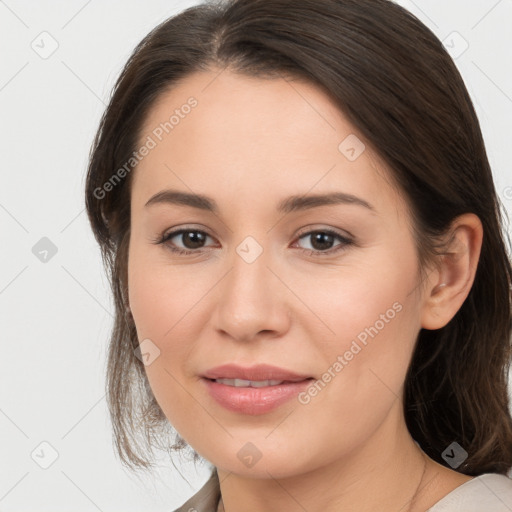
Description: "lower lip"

(201, 378), (314, 415)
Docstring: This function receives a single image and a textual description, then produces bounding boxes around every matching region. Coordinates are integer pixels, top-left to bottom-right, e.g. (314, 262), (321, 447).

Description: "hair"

(85, 0), (512, 476)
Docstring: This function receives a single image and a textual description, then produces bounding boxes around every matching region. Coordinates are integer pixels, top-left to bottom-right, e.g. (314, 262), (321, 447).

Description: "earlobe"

(420, 213), (483, 330)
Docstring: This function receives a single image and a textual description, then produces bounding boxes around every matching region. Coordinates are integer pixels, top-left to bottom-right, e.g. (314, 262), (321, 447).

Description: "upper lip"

(202, 364), (313, 382)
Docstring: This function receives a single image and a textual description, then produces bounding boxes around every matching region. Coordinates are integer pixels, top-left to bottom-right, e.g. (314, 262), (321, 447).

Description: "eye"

(152, 227), (354, 257)
(294, 229), (354, 256)
(154, 228), (216, 255)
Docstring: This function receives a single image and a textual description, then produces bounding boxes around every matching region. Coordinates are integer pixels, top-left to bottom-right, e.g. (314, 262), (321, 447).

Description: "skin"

(127, 68), (482, 512)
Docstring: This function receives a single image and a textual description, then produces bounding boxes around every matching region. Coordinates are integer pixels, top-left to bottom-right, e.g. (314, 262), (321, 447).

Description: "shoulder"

(427, 473), (512, 512)
(171, 469), (221, 512)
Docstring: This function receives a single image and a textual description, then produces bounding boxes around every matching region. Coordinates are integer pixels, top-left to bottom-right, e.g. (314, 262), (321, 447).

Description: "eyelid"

(158, 224), (216, 242)
(155, 224), (355, 257)
(158, 226), (217, 250)
(159, 224), (353, 241)
(295, 224), (354, 240)
(292, 227), (354, 256)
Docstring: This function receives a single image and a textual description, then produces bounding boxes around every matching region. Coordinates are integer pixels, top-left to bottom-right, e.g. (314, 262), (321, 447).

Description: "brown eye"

(295, 229), (353, 256)
(158, 229), (215, 255)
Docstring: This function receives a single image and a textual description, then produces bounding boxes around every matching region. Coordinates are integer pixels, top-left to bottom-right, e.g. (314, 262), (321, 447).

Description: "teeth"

(215, 378), (285, 387)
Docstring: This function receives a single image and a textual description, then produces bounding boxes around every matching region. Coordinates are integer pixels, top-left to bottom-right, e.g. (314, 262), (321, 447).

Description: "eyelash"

(152, 227), (354, 257)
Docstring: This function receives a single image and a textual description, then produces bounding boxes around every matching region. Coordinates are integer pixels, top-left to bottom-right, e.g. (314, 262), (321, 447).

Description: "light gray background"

(1, 1), (511, 510)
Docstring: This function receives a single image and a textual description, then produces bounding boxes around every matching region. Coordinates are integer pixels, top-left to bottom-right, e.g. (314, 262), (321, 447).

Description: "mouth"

(200, 363), (316, 414)
(204, 377), (314, 387)
(201, 363), (314, 383)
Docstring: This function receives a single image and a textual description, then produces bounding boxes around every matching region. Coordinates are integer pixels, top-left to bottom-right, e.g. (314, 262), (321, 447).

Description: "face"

(127, 69), (427, 478)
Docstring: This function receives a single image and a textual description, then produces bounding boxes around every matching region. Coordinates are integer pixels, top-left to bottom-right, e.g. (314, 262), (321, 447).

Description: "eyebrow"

(144, 189), (376, 214)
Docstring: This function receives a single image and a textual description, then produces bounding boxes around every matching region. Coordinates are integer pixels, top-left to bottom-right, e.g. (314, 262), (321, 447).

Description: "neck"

(216, 403), (438, 512)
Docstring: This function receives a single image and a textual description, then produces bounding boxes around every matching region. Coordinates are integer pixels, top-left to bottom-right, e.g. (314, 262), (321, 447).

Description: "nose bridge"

(230, 241), (269, 298)
(211, 236), (290, 341)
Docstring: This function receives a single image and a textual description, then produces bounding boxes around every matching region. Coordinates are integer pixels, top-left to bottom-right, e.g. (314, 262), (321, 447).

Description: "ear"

(420, 213), (483, 330)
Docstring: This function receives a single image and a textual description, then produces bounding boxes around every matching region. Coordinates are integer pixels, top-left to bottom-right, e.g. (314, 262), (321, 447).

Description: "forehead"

(131, 69), (407, 220)
(138, 69), (349, 158)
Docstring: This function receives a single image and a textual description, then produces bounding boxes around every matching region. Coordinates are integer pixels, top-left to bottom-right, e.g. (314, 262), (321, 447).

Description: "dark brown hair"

(85, 0), (512, 475)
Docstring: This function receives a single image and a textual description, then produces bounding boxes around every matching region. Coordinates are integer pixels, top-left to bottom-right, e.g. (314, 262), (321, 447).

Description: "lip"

(201, 363), (312, 382)
(200, 364), (314, 415)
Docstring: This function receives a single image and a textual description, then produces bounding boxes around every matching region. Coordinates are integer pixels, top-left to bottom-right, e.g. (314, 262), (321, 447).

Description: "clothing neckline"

(426, 472), (511, 510)
(191, 469), (511, 512)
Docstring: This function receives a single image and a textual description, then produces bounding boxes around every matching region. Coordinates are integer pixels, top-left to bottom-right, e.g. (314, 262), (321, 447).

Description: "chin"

(201, 439), (316, 480)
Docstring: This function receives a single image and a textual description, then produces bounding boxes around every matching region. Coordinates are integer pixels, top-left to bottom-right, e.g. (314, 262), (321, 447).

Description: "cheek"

(291, 277), (420, 465)
(127, 245), (215, 385)
(295, 246), (419, 354)
(127, 241), (202, 342)
(127, 250), (209, 438)
(300, 244), (421, 404)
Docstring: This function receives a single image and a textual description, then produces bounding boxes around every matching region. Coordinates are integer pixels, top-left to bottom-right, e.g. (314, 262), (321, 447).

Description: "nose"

(210, 245), (292, 343)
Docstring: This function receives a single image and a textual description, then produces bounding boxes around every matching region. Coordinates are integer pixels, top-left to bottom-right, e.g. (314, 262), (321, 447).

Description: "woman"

(85, 0), (512, 510)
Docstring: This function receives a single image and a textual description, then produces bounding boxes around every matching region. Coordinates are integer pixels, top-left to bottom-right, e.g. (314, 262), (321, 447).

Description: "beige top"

(172, 469), (512, 512)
